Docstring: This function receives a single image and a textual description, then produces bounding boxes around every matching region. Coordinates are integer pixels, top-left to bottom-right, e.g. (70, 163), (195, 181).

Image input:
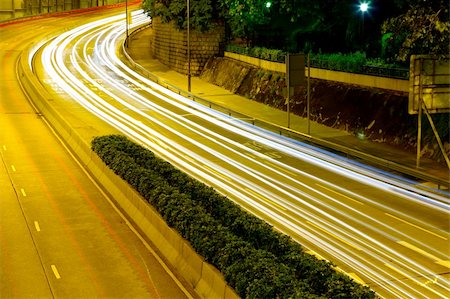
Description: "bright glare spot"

(266, 2), (272, 8)
(360, 2), (369, 12)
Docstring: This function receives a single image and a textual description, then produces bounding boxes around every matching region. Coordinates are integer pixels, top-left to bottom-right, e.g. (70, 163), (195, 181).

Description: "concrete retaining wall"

(19, 40), (238, 299)
(151, 17), (224, 76)
(225, 51), (409, 93)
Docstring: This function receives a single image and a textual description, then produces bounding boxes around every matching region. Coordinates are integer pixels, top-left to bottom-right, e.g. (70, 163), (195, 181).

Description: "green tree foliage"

(220, 0), (272, 41)
(220, 0), (355, 51)
(276, 0), (354, 52)
(143, 0), (448, 58)
(142, 0), (222, 31)
(381, 0), (449, 62)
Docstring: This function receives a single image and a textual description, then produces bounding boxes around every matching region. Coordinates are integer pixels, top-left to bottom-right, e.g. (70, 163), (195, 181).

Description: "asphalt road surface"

(0, 6), (194, 299)
(4, 5), (450, 299)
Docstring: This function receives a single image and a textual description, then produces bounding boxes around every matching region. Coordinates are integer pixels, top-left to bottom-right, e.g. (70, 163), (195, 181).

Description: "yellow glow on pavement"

(32, 11), (450, 299)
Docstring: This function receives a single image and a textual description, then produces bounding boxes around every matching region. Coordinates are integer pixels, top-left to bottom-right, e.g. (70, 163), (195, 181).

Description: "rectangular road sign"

(286, 54), (305, 87)
(409, 55), (450, 114)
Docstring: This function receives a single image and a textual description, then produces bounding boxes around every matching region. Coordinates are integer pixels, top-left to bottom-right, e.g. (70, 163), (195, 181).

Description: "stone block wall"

(151, 17), (224, 76)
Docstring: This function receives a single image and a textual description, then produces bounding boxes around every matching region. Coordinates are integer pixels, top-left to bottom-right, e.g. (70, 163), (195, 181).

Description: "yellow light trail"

(33, 11), (450, 299)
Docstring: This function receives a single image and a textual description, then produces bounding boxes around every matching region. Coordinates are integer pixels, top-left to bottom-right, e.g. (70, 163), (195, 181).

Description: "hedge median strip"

(91, 135), (375, 298)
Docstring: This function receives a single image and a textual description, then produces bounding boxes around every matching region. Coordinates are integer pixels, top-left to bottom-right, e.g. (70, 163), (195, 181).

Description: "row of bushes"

(226, 44), (287, 63)
(91, 134), (375, 298)
(309, 53), (409, 79)
(225, 44), (409, 79)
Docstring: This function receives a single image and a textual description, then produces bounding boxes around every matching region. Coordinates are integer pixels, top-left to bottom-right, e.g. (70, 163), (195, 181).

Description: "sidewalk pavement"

(126, 27), (450, 185)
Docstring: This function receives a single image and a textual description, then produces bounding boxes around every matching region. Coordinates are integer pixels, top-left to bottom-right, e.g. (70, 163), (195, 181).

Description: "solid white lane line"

(347, 272), (366, 285)
(20, 188), (27, 197)
(435, 260), (450, 269)
(51, 265), (61, 279)
(305, 250), (328, 262)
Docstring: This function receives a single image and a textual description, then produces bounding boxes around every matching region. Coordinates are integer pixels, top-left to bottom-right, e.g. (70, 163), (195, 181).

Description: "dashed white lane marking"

(316, 184), (364, 205)
(51, 265), (61, 279)
(386, 213), (447, 240)
(34, 221), (41, 232)
(20, 188), (27, 197)
(398, 240), (441, 261)
(398, 241), (450, 268)
(11, 165), (16, 172)
(2, 145), (6, 151)
(265, 161), (297, 177)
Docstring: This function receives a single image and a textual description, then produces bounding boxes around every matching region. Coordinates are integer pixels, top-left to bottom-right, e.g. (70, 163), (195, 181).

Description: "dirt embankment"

(201, 57), (450, 164)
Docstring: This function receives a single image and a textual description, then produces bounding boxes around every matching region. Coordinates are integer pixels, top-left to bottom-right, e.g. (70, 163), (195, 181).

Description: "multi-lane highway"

(3, 4), (450, 299)
(29, 8), (450, 298)
(0, 6), (194, 299)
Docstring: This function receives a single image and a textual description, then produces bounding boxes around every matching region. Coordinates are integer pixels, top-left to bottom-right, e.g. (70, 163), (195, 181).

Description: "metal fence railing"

(225, 44), (409, 80)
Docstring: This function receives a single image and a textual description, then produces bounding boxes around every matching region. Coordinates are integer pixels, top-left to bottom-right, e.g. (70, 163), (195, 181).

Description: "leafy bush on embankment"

(91, 134), (375, 299)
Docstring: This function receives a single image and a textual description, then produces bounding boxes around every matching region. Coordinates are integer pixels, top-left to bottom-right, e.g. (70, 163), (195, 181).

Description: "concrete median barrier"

(19, 42), (239, 299)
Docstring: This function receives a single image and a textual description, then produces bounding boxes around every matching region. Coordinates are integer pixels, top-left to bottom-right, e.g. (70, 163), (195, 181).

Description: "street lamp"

(359, 2), (369, 13)
(187, 0), (191, 92)
(359, 2), (369, 35)
(125, 0), (129, 47)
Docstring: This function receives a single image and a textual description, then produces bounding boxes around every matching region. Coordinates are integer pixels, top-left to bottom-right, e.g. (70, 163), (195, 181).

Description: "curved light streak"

(35, 10), (450, 299)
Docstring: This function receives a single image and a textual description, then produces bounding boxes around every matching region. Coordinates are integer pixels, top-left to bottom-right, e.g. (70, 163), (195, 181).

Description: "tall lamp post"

(187, 0), (191, 92)
(125, 0), (129, 47)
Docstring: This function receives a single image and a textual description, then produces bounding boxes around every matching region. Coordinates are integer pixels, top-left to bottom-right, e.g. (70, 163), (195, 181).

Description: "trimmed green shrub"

(309, 52), (367, 73)
(225, 44), (408, 78)
(92, 134), (375, 299)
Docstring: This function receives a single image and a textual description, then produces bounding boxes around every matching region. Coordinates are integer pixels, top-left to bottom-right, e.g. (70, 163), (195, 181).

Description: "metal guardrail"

(225, 44), (410, 79)
(124, 25), (449, 191)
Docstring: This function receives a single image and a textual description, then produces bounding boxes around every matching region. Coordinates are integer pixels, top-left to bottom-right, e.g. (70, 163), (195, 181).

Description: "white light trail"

(35, 10), (450, 299)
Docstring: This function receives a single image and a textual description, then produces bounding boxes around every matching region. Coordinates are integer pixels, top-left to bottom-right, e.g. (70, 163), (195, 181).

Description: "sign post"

(285, 54), (305, 128)
(409, 55), (450, 168)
